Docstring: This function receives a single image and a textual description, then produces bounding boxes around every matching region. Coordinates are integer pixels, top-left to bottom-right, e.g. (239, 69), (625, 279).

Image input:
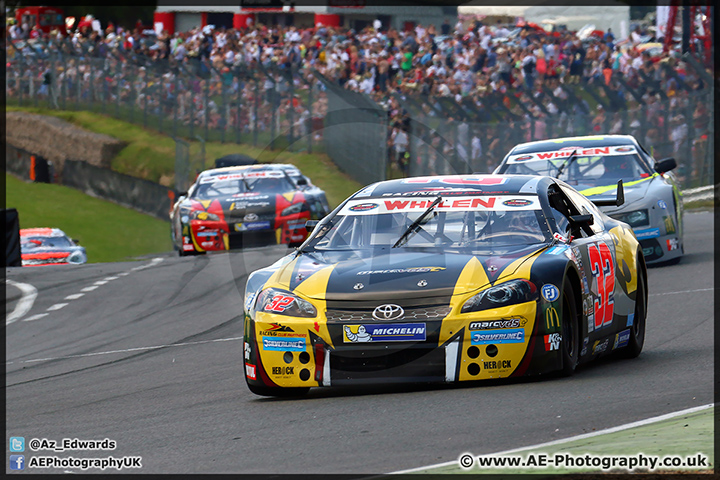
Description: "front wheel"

(560, 281), (580, 376)
(621, 261), (647, 358)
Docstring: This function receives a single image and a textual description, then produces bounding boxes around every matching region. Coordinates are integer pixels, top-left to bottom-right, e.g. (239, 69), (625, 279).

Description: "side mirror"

(654, 157), (677, 174)
(591, 180), (625, 207)
(177, 191), (188, 198)
(305, 220), (319, 232)
(72, 238), (80, 244)
(568, 214), (594, 226)
(296, 178), (308, 186)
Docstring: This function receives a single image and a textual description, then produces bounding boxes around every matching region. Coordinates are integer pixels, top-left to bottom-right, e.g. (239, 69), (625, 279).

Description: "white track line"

(81, 285), (99, 292)
(5, 336), (244, 365)
(94, 280), (108, 285)
(104, 276), (119, 281)
(23, 313), (48, 322)
(131, 257), (164, 271)
(390, 403), (715, 474)
(6, 279), (38, 325)
(46, 303), (68, 311)
(649, 287), (714, 296)
(64, 293), (85, 300)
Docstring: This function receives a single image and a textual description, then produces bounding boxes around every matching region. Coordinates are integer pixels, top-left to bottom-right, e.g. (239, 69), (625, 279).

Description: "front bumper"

(633, 227), (682, 263)
(244, 300), (559, 389)
(188, 216), (310, 252)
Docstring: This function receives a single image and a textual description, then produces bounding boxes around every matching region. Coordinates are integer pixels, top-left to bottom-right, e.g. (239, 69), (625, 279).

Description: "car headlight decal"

(461, 279), (538, 314)
(67, 251), (86, 264)
(191, 211), (221, 221)
(610, 209), (649, 227)
(281, 202), (307, 217)
(256, 288), (317, 318)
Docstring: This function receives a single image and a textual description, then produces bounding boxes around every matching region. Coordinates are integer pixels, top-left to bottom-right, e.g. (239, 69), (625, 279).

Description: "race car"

(494, 135), (683, 264)
(242, 174), (648, 396)
(20, 228), (87, 266)
(171, 163), (330, 255)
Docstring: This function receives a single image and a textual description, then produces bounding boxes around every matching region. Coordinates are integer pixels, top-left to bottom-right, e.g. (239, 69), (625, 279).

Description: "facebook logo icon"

(9, 437), (25, 452)
(10, 455), (25, 470)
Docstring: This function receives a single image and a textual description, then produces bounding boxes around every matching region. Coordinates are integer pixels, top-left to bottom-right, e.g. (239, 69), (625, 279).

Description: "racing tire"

(246, 382), (310, 398)
(559, 281), (580, 376)
(621, 261), (647, 358)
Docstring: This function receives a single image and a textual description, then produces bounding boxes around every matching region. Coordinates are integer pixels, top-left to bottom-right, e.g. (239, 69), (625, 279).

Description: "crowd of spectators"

(6, 16), (713, 182)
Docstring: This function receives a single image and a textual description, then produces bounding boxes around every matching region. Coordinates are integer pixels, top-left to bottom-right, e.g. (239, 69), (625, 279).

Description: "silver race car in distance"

(494, 135), (683, 264)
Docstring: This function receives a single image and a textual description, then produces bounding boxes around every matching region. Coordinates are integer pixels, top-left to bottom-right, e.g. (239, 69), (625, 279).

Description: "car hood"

(188, 191), (306, 217)
(575, 175), (656, 212)
(270, 245), (547, 302)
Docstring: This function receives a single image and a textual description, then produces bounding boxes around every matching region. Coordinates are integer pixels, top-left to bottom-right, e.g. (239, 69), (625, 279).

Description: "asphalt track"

(5, 210), (714, 474)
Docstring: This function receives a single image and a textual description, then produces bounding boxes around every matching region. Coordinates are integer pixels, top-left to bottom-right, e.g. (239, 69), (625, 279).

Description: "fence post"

(195, 135), (206, 172)
(189, 78), (195, 139)
(307, 79), (313, 154)
(204, 76), (209, 141)
(684, 95), (694, 187)
(30, 68), (37, 107)
(270, 73), (277, 150)
(173, 70), (179, 139)
(116, 62), (121, 118)
(143, 78), (148, 128)
(15, 52), (25, 107)
(288, 68), (295, 150)
(220, 71), (227, 144)
(76, 62), (81, 110)
(173, 136), (191, 193)
(60, 56), (67, 110)
(157, 70), (164, 135)
(89, 59), (94, 106)
(253, 79), (259, 147)
(235, 73), (241, 144)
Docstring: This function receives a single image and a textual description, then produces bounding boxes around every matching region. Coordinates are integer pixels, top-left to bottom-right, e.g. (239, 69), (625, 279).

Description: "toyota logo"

(372, 304), (404, 321)
(244, 213), (259, 222)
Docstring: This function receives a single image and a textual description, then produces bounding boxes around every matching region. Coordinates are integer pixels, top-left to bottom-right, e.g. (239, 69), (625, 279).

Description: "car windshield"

(502, 146), (653, 189)
(302, 195), (552, 254)
(21, 236), (72, 249)
(192, 171), (294, 198)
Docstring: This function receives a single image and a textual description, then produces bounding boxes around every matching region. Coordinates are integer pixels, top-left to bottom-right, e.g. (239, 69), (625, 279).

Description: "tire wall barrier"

(62, 160), (174, 221)
(7, 144), (174, 221)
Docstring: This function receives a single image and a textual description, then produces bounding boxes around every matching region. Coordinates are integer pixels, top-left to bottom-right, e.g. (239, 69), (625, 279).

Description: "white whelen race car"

(494, 135), (683, 265)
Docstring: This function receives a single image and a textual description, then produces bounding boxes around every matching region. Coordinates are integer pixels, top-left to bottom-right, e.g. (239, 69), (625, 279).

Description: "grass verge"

(410, 406), (713, 475)
(6, 173), (172, 264)
(6, 105), (362, 208)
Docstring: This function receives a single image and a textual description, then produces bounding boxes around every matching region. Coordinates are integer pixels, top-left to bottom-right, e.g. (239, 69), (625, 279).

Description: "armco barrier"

(682, 184), (716, 204)
(62, 160), (175, 221)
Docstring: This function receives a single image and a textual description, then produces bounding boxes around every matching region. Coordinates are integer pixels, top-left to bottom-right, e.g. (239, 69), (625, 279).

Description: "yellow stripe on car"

(578, 173), (658, 196)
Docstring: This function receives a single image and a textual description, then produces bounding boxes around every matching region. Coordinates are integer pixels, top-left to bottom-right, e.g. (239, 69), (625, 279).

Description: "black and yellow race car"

(243, 174), (648, 396)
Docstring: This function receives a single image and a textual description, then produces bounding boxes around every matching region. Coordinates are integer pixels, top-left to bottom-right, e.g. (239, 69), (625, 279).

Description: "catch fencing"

(387, 54), (714, 189)
(5, 38), (714, 190)
(5, 37), (329, 189)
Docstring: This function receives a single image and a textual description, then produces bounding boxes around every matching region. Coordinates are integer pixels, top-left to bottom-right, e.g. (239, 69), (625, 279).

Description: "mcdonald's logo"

(545, 306), (560, 330)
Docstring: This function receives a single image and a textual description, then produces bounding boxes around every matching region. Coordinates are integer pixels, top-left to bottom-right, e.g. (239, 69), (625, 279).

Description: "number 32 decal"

(264, 295), (294, 312)
(588, 242), (615, 329)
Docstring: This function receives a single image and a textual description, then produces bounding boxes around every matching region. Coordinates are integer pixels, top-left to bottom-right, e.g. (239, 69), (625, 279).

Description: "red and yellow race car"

(171, 164), (330, 255)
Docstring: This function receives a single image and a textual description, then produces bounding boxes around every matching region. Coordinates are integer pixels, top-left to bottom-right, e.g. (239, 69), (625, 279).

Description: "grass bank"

(6, 173), (172, 264)
(6, 106), (363, 208)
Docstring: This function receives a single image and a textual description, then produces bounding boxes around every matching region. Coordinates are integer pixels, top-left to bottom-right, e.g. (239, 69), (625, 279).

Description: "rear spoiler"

(590, 180), (625, 207)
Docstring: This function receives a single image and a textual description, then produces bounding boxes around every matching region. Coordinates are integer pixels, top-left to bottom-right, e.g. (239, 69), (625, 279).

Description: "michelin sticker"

(343, 323), (426, 343)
